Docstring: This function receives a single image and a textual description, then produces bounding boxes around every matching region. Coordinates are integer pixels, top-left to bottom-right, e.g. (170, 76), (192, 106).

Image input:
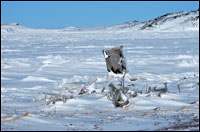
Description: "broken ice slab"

(103, 46), (127, 75)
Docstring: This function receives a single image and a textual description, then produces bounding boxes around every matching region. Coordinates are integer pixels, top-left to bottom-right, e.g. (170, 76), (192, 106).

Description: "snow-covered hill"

(140, 10), (199, 31)
(107, 9), (199, 31)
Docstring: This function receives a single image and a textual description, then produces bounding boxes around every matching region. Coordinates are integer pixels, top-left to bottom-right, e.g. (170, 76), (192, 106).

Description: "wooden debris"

(154, 82), (167, 92)
(130, 78), (137, 81)
(46, 95), (67, 105)
(177, 83), (181, 93)
(153, 107), (160, 111)
(122, 87), (129, 94)
(146, 85), (152, 94)
(78, 88), (88, 95)
(108, 83), (129, 107)
(154, 82), (168, 97)
(2, 112), (29, 122)
(128, 92), (137, 98)
(101, 87), (106, 93)
(91, 90), (96, 95)
(190, 101), (199, 104)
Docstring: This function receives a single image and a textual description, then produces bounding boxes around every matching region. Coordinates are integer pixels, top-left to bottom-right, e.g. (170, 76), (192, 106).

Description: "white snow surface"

(1, 11), (199, 131)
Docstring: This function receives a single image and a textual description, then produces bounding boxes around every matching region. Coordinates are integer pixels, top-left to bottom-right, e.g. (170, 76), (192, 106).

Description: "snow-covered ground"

(1, 15), (199, 130)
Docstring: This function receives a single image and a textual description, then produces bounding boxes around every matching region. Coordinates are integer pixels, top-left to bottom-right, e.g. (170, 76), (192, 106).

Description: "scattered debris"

(153, 82), (168, 97)
(91, 90), (96, 95)
(127, 83), (135, 87)
(122, 87), (129, 94)
(153, 107), (160, 111)
(128, 91), (137, 98)
(108, 83), (129, 107)
(130, 78), (137, 81)
(146, 85), (152, 94)
(137, 76), (147, 80)
(101, 87), (106, 93)
(46, 95), (68, 105)
(177, 83), (181, 93)
(79, 88), (88, 95)
(2, 112), (29, 122)
(190, 101), (199, 104)
(153, 82), (168, 92)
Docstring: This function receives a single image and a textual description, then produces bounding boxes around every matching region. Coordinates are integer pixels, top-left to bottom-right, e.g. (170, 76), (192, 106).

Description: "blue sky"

(1, 1), (199, 29)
